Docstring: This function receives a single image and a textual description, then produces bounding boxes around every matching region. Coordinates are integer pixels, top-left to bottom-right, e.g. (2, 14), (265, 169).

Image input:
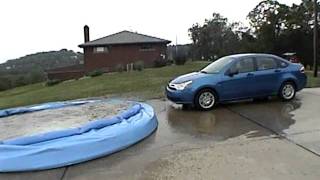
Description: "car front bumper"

(165, 86), (194, 104)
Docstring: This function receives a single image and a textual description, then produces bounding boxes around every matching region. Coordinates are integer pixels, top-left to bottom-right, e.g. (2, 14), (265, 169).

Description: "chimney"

(84, 25), (90, 43)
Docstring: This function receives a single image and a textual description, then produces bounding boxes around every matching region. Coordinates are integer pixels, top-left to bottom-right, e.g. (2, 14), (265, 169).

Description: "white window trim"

(94, 47), (109, 53)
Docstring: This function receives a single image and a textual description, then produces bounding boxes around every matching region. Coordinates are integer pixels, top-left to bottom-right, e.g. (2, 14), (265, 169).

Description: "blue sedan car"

(166, 53), (307, 110)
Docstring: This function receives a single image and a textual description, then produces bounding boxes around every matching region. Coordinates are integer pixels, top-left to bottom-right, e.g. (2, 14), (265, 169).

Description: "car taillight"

(300, 66), (305, 73)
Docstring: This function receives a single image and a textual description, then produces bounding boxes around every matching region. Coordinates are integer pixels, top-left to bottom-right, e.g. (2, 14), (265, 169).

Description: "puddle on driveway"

(225, 97), (302, 135)
(226, 92), (320, 137)
(149, 98), (301, 142)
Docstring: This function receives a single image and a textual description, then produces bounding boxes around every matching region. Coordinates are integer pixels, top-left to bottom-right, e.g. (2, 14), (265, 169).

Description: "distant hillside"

(0, 49), (83, 75)
(0, 49), (83, 91)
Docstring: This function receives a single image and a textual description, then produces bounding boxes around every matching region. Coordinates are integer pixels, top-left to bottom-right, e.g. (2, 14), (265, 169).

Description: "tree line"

(0, 49), (83, 91)
(189, 0), (319, 68)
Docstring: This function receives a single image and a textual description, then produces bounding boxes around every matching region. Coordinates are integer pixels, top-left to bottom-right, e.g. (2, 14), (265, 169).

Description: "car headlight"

(171, 80), (192, 90)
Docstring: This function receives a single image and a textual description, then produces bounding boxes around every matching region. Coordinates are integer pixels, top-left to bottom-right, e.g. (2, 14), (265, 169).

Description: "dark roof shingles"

(79, 31), (171, 47)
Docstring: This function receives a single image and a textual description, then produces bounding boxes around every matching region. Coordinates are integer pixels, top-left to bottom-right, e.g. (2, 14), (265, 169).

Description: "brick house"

(79, 26), (171, 72)
(47, 26), (171, 80)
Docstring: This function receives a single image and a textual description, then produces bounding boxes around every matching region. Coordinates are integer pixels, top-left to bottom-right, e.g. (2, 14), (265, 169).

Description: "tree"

(189, 0), (319, 67)
(248, 0), (290, 53)
(189, 13), (242, 60)
(247, 0), (319, 68)
(29, 68), (45, 84)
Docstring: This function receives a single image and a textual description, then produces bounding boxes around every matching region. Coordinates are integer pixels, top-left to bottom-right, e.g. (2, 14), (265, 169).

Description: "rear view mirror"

(227, 68), (239, 77)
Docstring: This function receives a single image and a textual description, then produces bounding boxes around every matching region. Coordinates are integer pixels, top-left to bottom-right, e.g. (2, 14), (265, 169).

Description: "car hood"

(170, 72), (211, 84)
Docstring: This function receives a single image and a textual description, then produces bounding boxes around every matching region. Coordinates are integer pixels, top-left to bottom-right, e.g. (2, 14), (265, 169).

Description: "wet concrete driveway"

(1, 88), (320, 180)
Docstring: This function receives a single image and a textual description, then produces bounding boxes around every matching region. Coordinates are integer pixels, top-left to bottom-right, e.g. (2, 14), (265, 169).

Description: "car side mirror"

(227, 68), (239, 77)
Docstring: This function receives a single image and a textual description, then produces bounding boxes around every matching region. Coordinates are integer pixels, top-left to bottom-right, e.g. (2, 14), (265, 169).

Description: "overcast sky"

(0, 0), (301, 63)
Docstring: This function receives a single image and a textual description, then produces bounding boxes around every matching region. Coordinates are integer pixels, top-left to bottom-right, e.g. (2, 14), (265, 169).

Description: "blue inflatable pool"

(0, 101), (158, 172)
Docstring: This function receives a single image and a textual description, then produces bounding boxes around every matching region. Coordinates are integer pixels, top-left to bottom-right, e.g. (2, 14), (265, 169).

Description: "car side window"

(278, 60), (289, 68)
(256, 57), (277, 70)
(231, 58), (255, 73)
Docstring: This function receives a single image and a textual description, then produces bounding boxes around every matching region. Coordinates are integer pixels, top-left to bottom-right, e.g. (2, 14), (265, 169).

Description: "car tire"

(195, 89), (217, 111)
(279, 82), (296, 101)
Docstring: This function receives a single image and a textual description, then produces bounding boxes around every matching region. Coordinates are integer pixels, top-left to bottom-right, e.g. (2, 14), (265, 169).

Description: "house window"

(140, 45), (155, 51)
(94, 47), (109, 53)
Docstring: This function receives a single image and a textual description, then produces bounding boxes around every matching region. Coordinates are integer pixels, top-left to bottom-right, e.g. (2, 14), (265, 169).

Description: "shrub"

(167, 59), (174, 66)
(133, 61), (144, 71)
(13, 76), (29, 87)
(115, 64), (125, 72)
(154, 59), (167, 68)
(0, 77), (11, 91)
(174, 53), (187, 65)
(29, 70), (46, 83)
(45, 79), (62, 86)
(86, 70), (103, 77)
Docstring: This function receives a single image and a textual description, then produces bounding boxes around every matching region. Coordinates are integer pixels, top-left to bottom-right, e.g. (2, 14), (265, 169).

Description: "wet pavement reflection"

(155, 97), (301, 141)
(167, 106), (217, 134)
(225, 98), (301, 135)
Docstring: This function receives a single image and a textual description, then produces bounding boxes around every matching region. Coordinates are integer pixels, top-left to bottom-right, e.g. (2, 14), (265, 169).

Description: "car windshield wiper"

(200, 70), (208, 74)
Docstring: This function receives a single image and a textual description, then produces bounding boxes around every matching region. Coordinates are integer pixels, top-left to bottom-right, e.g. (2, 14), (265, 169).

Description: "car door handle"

(275, 69), (281, 73)
(247, 73), (254, 76)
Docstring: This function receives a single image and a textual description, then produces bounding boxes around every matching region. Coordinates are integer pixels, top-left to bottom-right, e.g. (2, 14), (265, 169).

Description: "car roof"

(226, 53), (281, 59)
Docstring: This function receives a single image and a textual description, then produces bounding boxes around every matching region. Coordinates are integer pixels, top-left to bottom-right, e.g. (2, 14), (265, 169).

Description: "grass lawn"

(305, 71), (320, 88)
(0, 61), (319, 109)
(0, 61), (209, 109)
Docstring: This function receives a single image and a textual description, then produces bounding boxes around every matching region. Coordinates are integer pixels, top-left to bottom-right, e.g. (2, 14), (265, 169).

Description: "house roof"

(79, 31), (171, 47)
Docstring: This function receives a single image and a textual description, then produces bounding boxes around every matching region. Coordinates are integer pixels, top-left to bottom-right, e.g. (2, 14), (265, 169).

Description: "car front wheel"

(279, 82), (296, 101)
(195, 89), (217, 110)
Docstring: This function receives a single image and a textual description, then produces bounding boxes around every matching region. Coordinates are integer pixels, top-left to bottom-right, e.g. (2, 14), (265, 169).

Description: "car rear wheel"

(195, 89), (217, 110)
(279, 82), (296, 101)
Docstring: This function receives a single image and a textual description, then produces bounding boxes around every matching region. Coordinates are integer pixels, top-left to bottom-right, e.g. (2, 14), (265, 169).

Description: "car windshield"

(200, 57), (234, 74)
